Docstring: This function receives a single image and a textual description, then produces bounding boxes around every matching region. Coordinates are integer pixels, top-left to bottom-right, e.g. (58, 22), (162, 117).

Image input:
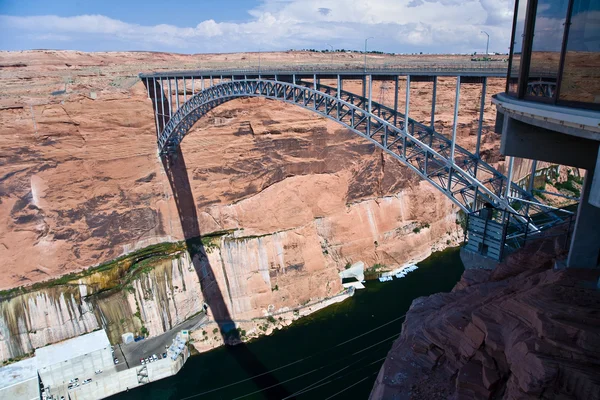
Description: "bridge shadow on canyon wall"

(161, 148), (291, 399)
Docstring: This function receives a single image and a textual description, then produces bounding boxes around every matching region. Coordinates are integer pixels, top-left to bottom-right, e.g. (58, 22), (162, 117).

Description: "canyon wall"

(0, 51), (504, 362)
(370, 233), (600, 399)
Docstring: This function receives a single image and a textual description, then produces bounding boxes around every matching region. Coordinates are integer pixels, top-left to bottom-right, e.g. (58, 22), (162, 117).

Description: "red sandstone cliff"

(0, 50), (508, 358)
(0, 50), (504, 291)
(370, 234), (600, 399)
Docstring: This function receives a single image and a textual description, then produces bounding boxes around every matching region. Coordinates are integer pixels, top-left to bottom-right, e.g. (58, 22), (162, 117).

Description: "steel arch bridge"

(140, 69), (564, 245)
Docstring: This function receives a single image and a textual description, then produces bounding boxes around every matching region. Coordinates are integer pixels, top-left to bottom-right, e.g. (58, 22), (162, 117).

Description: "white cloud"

(0, 0), (515, 53)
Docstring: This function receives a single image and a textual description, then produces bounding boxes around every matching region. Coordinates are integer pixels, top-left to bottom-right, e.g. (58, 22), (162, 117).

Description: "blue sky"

(0, 0), (516, 54)
(0, 0), (257, 26)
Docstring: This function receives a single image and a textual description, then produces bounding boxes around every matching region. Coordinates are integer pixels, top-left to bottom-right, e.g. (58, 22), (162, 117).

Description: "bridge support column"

(367, 75), (372, 137)
(449, 77), (460, 163)
(201, 78), (204, 90)
(431, 76), (437, 130)
(527, 160), (538, 193)
(448, 76), (460, 191)
(160, 78), (166, 130)
(368, 75), (372, 114)
(393, 76), (398, 127)
(167, 79), (173, 117)
(183, 77), (187, 102)
(175, 79), (180, 109)
(473, 77), (487, 179)
(403, 76), (410, 158)
(475, 78), (486, 158)
(152, 77), (160, 138)
(362, 76), (366, 98)
(191, 77), (194, 95)
(505, 156), (515, 199)
(567, 169), (600, 268)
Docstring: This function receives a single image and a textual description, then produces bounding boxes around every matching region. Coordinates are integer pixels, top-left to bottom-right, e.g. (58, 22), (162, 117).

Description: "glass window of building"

(559, 0), (600, 107)
(525, 0), (570, 101)
(508, 0), (530, 95)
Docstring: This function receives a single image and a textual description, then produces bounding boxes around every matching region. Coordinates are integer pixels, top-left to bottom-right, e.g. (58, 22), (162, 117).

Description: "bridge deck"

(140, 67), (507, 80)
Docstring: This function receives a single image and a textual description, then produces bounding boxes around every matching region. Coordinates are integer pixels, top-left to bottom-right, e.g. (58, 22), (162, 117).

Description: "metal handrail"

(140, 64), (507, 79)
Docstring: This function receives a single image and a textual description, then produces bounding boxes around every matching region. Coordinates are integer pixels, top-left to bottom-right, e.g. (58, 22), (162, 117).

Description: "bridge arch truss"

(140, 69), (561, 232)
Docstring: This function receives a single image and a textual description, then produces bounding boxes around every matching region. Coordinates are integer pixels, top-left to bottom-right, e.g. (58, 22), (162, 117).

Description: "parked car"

(94, 369), (103, 374)
(140, 358), (145, 364)
(114, 358), (119, 364)
(162, 353), (167, 358)
(152, 354), (158, 361)
(82, 378), (92, 385)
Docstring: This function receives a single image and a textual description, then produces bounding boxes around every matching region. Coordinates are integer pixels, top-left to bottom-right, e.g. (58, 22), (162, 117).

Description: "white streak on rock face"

(29, 174), (49, 210)
(30, 176), (39, 208)
(78, 280), (88, 298)
(365, 202), (379, 239)
(257, 238), (271, 285)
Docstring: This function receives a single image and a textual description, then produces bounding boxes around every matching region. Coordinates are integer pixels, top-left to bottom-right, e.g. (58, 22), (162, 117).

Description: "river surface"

(111, 247), (464, 400)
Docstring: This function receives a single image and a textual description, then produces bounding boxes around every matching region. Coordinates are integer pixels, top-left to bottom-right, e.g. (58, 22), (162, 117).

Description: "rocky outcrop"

(371, 234), (600, 399)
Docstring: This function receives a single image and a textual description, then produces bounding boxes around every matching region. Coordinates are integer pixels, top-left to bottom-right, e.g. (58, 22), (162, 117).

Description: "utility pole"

(327, 43), (334, 66)
(364, 37), (374, 72)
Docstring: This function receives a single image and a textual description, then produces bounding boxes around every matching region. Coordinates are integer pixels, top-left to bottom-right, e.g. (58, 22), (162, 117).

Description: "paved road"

(113, 345), (129, 372)
(120, 313), (207, 367)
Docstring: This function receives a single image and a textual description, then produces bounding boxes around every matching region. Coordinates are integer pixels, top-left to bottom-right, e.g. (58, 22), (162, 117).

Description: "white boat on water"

(394, 265), (419, 279)
(378, 275), (393, 282)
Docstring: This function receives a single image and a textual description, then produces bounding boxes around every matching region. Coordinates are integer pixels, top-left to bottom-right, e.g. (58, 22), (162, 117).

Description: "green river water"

(111, 247), (464, 400)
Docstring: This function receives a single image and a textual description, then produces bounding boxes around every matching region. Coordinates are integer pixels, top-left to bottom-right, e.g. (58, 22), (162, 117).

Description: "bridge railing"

(140, 62), (507, 79)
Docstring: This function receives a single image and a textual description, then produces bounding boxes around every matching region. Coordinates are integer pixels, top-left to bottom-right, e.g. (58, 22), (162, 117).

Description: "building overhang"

(493, 94), (600, 171)
(493, 93), (600, 142)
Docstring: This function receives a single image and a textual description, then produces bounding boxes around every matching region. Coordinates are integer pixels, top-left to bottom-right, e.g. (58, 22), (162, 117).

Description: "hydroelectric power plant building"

(0, 329), (190, 399)
(36, 330), (113, 389)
